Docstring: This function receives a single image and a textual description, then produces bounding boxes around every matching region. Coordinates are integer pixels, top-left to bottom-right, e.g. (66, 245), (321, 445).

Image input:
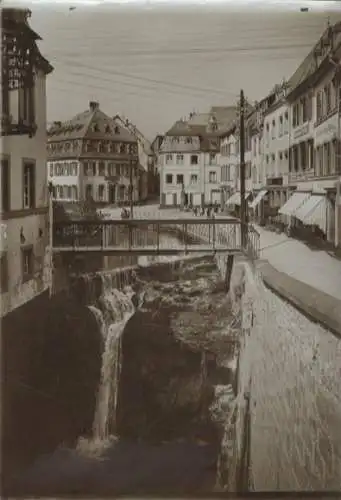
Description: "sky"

(6, 0), (341, 139)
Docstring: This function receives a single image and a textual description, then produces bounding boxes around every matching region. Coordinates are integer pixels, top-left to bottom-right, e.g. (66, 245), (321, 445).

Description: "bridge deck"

(52, 244), (242, 256)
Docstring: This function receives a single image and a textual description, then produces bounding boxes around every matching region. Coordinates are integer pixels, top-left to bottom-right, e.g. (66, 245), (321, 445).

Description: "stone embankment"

(258, 260), (341, 337)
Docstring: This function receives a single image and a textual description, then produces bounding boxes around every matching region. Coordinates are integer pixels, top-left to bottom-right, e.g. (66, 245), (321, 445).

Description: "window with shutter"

(1, 158), (10, 212)
(22, 161), (35, 209)
(0, 252), (8, 293)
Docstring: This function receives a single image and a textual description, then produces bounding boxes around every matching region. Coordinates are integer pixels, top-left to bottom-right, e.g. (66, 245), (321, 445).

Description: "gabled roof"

(165, 120), (207, 137)
(188, 106), (238, 132)
(286, 21), (341, 99)
(48, 103), (136, 143)
(113, 114), (154, 155)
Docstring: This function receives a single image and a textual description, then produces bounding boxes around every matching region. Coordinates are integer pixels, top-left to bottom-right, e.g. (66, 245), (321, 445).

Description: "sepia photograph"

(1, 0), (341, 496)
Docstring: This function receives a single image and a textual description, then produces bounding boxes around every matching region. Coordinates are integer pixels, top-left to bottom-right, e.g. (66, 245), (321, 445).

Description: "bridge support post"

(225, 254), (234, 293)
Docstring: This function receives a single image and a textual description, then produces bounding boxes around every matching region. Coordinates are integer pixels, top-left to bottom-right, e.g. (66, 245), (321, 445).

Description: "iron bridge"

(52, 217), (260, 260)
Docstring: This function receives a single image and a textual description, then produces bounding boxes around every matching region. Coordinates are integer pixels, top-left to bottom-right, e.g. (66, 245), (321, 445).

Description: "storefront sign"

(293, 123), (309, 140)
(315, 114), (338, 146)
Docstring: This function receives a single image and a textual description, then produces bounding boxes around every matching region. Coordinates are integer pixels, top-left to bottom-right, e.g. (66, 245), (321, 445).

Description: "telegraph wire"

(48, 77), (225, 105)
(53, 67), (237, 100)
(48, 37), (318, 102)
(51, 58), (235, 97)
(47, 41), (316, 59)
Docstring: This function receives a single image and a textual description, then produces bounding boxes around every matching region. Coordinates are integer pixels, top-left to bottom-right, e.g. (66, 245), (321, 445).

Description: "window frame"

(190, 155), (198, 165)
(98, 184), (105, 200)
(21, 245), (34, 283)
(176, 174), (184, 185)
(0, 252), (9, 293)
(1, 155), (10, 213)
(22, 159), (36, 210)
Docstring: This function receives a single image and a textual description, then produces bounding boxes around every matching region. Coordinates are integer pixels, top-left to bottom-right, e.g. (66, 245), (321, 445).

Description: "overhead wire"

(43, 14), (336, 128)
(47, 33), (323, 103)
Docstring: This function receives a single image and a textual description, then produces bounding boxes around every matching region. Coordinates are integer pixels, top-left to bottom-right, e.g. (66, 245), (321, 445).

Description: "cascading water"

(87, 234), (185, 443)
(88, 270), (137, 441)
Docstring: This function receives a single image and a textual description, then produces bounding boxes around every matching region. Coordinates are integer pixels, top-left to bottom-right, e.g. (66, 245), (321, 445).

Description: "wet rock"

(116, 307), (218, 444)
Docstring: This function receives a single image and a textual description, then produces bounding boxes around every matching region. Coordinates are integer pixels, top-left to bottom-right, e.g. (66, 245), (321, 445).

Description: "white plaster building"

(47, 104), (139, 206)
(279, 21), (341, 245)
(220, 124), (240, 205)
(159, 108), (237, 207)
(1, 8), (53, 316)
(114, 114), (159, 200)
(159, 121), (203, 207)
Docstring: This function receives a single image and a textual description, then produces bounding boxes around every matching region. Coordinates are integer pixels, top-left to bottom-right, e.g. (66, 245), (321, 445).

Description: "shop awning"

(278, 192), (310, 216)
(295, 194), (330, 234)
(225, 191), (251, 206)
(249, 189), (268, 209)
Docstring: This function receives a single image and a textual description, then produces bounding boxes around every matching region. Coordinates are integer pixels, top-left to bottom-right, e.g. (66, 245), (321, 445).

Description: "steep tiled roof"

(113, 114), (154, 155)
(48, 103), (135, 143)
(287, 21), (341, 97)
(188, 106), (238, 131)
(165, 120), (207, 137)
(286, 47), (317, 94)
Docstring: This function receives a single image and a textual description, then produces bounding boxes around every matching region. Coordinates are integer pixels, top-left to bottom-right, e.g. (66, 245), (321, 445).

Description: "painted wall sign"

(293, 123), (309, 140)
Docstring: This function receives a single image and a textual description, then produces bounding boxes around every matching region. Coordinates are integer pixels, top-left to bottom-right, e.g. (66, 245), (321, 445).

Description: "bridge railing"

(53, 218), (241, 254)
(52, 217), (260, 258)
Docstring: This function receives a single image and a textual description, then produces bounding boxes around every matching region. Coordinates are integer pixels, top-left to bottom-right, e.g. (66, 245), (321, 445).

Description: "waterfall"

(87, 269), (137, 441)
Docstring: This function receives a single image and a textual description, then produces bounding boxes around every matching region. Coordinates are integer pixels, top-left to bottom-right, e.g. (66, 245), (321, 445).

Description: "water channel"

(10, 233), (240, 495)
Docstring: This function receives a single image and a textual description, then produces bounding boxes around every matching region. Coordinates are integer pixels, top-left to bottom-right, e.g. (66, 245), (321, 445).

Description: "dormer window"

(98, 142), (104, 153)
(120, 143), (126, 154)
(114, 126), (120, 134)
(105, 124), (111, 133)
(92, 123), (99, 132)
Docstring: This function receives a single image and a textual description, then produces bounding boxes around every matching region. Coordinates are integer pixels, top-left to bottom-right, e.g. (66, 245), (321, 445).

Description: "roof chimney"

(89, 101), (99, 111)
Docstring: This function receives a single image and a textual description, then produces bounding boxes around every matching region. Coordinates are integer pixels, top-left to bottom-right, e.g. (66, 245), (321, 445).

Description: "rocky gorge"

(6, 252), (243, 496)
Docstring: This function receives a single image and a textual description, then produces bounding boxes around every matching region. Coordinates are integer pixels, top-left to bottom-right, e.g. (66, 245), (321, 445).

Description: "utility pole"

(48, 181), (53, 298)
(240, 89), (247, 248)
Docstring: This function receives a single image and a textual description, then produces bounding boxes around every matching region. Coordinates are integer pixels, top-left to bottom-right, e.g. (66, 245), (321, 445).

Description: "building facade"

(47, 103), (139, 206)
(279, 21), (341, 245)
(1, 8), (53, 317)
(159, 107), (237, 207)
(220, 125), (240, 206)
(159, 120), (203, 207)
(113, 114), (160, 200)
